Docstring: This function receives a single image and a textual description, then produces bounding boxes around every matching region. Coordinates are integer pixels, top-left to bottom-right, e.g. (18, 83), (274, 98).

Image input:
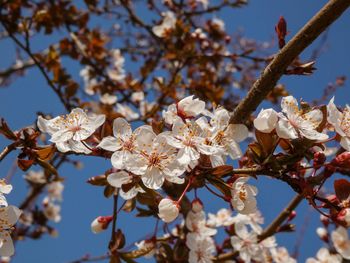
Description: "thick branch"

(230, 0), (350, 124)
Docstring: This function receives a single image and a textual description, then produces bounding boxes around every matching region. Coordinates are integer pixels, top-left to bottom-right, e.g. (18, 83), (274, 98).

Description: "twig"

(214, 194), (304, 262)
(229, 0), (350, 124)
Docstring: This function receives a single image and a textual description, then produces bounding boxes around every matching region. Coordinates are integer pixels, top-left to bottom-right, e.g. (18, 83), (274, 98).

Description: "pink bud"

(287, 211), (296, 222)
(191, 198), (203, 213)
(91, 216), (113, 234)
(313, 152), (326, 167)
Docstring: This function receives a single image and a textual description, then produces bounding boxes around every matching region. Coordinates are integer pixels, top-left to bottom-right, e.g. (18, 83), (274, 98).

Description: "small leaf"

(17, 159), (34, 171)
(334, 179), (350, 202)
(104, 185), (115, 198)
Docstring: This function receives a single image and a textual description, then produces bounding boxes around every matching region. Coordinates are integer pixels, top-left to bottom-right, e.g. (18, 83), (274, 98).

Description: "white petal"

(340, 137), (350, 151)
(98, 136), (122, 152)
(299, 128), (329, 141)
(113, 118), (132, 140)
(281, 96), (299, 119)
(227, 124), (248, 142)
(107, 171), (131, 188)
(142, 168), (164, 190)
(276, 118), (298, 139)
(0, 233), (14, 257)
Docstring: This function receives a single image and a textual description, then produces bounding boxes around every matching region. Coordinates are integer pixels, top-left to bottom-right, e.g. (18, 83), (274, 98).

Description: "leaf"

(34, 145), (56, 161)
(275, 16), (287, 49)
(17, 158), (34, 171)
(0, 119), (17, 140)
(255, 130), (276, 157)
(87, 174), (108, 186)
(104, 185), (115, 198)
(122, 198), (136, 213)
(211, 165), (233, 178)
(334, 179), (350, 202)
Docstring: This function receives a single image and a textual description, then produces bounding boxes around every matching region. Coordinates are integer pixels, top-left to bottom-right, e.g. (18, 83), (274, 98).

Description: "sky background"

(0, 0), (350, 262)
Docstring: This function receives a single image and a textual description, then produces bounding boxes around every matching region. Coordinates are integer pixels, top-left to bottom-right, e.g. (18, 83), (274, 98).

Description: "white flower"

(158, 198), (179, 223)
(211, 18), (225, 31)
(186, 233), (215, 263)
(230, 222), (261, 262)
(306, 247), (342, 263)
(42, 197), (61, 222)
(164, 119), (218, 166)
(270, 247), (296, 263)
(196, 0), (209, 9)
(98, 118), (152, 170)
(231, 177), (258, 215)
(276, 96), (328, 141)
(47, 181), (64, 201)
(232, 211), (264, 234)
(107, 49), (125, 81)
(80, 66), (96, 95)
(100, 93), (117, 105)
(343, 208), (350, 227)
(331, 226), (350, 259)
(186, 210), (217, 237)
(204, 107), (248, 166)
(0, 206), (21, 257)
(131, 91), (145, 103)
(152, 11), (176, 38)
(125, 132), (186, 189)
(207, 208), (235, 227)
(116, 103), (139, 121)
(91, 216), (113, 234)
(254, 108), (278, 133)
(327, 97), (350, 150)
(107, 171), (143, 200)
(0, 180), (12, 207)
(163, 95), (205, 125)
(37, 108), (105, 153)
(23, 170), (46, 184)
(316, 227), (327, 239)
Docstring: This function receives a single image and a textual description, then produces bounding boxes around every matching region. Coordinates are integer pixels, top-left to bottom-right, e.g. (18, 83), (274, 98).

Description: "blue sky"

(0, 0), (349, 262)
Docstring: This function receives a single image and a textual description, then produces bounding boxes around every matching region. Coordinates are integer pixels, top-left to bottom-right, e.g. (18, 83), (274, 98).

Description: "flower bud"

(313, 152), (326, 167)
(191, 198), (203, 213)
(320, 215), (330, 227)
(158, 198), (179, 223)
(316, 227), (328, 242)
(91, 216), (113, 234)
(287, 210), (296, 222)
(253, 108), (278, 133)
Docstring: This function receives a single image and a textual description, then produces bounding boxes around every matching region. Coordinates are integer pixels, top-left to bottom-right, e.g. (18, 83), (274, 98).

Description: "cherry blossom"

(107, 49), (125, 82)
(207, 208), (235, 227)
(100, 93), (117, 105)
(125, 132), (186, 189)
(107, 171), (144, 200)
(254, 108), (278, 133)
(152, 11), (176, 38)
(98, 118), (153, 170)
(0, 206), (22, 257)
(0, 180), (12, 207)
(230, 177), (258, 215)
(158, 198), (179, 223)
(306, 247), (342, 263)
(23, 170), (46, 184)
(91, 216), (113, 234)
(270, 247), (296, 263)
(327, 97), (350, 150)
(230, 222), (262, 262)
(276, 96), (328, 141)
(331, 226), (350, 259)
(164, 118), (219, 167)
(163, 95), (205, 125)
(186, 234), (216, 263)
(37, 108), (105, 153)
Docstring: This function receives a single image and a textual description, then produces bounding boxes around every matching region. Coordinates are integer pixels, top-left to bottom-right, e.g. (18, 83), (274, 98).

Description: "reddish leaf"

(275, 16), (287, 49)
(17, 159), (34, 171)
(334, 179), (350, 202)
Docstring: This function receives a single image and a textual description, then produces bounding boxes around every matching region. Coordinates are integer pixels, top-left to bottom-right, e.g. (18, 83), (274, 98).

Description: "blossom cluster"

(0, 180), (21, 257)
(36, 94), (350, 262)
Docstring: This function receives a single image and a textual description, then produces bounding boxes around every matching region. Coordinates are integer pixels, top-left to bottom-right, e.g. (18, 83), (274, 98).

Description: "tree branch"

(230, 0), (350, 124)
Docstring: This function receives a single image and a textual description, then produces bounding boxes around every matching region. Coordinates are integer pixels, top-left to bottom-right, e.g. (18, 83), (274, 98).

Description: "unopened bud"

(316, 227), (328, 242)
(91, 216), (113, 234)
(287, 211), (296, 222)
(313, 152), (326, 167)
(191, 198), (203, 213)
(320, 214), (330, 227)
